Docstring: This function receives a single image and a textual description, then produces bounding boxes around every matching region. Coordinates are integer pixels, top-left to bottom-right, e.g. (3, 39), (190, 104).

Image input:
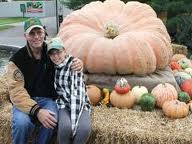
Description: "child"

(47, 37), (92, 144)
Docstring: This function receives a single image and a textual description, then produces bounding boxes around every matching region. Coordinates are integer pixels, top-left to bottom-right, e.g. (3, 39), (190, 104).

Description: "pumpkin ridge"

(114, 35), (133, 74)
(137, 32), (171, 69)
(58, 24), (99, 41)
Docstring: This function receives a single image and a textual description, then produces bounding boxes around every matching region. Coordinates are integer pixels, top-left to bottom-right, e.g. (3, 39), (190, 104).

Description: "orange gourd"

(151, 83), (178, 108)
(58, 0), (172, 76)
(110, 91), (135, 108)
(86, 85), (101, 106)
(169, 61), (181, 71)
(162, 100), (189, 119)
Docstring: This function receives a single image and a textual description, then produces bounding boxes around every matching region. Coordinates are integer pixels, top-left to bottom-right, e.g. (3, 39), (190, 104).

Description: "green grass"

(0, 25), (15, 31)
(0, 17), (29, 25)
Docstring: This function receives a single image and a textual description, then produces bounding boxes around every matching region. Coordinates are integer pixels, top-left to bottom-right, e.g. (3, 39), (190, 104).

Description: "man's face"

(24, 28), (45, 50)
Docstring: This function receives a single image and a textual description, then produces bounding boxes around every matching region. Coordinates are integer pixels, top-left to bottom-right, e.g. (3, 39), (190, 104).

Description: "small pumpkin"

(131, 85), (148, 103)
(114, 78), (131, 94)
(139, 93), (156, 111)
(171, 54), (186, 63)
(185, 67), (192, 76)
(151, 83), (178, 108)
(180, 79), (192, 97)
(178, 91), (190, 103)
(169, 61), (181, 71)
(162, 100), (189, 119)
(86, 85), (101, 106)
(174, 71), (191, 86)
(110, 91), (135, 109)
(178, 58), (192, 69)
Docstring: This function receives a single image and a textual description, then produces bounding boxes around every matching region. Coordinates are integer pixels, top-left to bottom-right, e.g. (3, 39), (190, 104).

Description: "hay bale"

(172, 43), (188, 55)
(0, 75), (9, 103)
(87, 106), (192, 144)
(1, 102), (192, 144)
(0, 102), (12, 144)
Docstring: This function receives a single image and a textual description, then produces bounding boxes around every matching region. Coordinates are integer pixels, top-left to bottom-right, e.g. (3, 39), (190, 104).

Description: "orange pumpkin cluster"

(169, 54), (192, 98)
(86, 77), (191, 119)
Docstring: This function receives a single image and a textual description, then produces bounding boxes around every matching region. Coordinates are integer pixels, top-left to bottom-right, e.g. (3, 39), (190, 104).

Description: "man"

(5, 17), (83, 144)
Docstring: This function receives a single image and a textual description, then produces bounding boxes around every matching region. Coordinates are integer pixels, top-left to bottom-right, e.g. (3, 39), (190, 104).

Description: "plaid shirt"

(54, 55), (91, 137)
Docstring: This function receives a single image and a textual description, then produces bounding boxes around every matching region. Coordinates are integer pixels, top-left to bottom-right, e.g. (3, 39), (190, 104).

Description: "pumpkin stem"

(104, 22), (119, 39)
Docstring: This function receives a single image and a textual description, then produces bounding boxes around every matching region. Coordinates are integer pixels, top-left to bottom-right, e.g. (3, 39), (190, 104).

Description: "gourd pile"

(86, 77), (192, 144)
(87, 77), (191, 119)
(169, 54), (192, 98)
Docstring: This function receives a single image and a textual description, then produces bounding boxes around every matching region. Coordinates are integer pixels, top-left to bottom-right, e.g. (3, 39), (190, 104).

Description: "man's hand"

(71, 58), (83, 71)
(37, 109), (57, 129)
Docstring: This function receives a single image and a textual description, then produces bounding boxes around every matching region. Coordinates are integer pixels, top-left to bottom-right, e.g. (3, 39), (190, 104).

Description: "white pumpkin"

(178, 58), (192, 69)
(185, 67), (192, 77)
(131, 86), (148, 103)
(174, 71), (191, 86)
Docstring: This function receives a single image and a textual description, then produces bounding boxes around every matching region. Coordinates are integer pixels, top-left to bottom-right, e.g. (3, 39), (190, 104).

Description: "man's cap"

(24, 17), (44, 33)
(47, 37), (65, 53)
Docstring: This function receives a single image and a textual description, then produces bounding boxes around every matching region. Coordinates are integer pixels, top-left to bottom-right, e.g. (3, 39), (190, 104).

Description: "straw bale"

(172, 43), (188, 55)
(0, 75), (9, 103)
(87, 106), (192, 144)
(0, 102), (12, 144)
(1, 103), (192, 144)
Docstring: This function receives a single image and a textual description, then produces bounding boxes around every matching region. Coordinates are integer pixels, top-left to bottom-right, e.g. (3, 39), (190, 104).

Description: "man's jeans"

(12, 97), (58, 144)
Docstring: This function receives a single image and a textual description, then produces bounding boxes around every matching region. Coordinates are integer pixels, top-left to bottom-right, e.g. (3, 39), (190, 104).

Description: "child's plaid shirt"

(54, 55), (91, 137)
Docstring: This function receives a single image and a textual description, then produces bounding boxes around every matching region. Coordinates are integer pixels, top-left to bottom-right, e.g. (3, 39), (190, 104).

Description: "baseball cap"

(47, 37), (65, 53)
(24, 17), (44, 34)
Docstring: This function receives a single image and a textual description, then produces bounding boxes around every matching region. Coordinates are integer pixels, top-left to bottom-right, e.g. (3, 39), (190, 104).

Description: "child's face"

(48, 49), (66, 65)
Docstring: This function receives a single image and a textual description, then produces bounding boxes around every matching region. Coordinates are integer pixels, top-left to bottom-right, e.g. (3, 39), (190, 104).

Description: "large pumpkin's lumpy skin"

(58, 0), (172, 76)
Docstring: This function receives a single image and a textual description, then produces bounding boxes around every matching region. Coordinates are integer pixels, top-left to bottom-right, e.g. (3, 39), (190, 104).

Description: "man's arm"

(71, 58), (83, 72)
(5, 61), (38, 114)
(5, 62), (57, 128)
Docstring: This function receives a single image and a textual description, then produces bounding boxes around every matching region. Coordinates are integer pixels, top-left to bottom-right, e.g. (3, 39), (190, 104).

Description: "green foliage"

(167, 15), (192, 49)
(0, 17), (29, 25)
(148, 0), (169, 13)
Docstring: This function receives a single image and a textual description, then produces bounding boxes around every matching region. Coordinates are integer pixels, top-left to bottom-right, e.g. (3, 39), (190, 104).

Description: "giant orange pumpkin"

(58, 0), (172, 76)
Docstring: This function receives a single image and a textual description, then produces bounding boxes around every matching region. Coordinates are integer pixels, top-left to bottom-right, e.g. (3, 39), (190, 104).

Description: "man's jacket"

(5, 43), (57, 116)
